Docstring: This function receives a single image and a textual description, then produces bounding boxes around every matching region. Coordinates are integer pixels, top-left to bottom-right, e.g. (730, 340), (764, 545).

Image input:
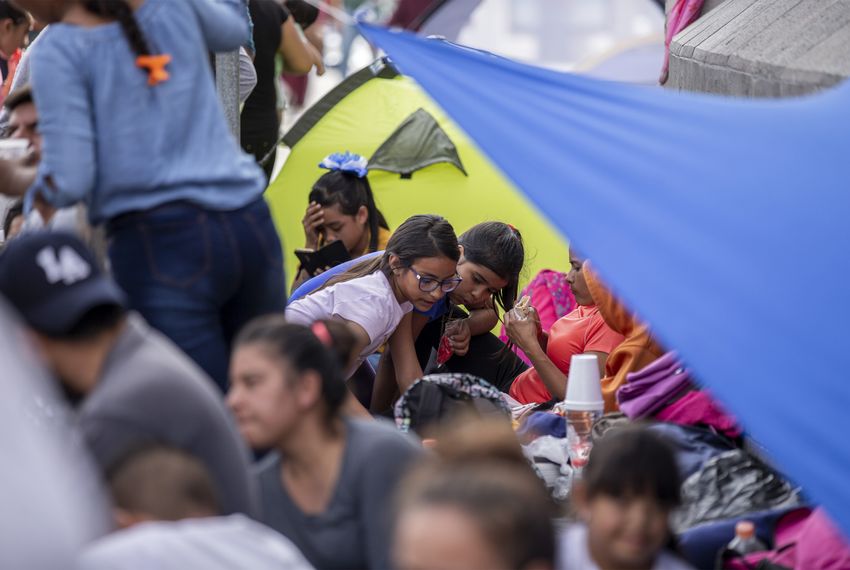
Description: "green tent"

(267, 58), (570, 291)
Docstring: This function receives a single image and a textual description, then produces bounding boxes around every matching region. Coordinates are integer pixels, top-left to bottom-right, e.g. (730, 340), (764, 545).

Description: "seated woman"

(372, 221), (527, 411)
(505, 250), (624, 405)
(227, 317), (422, 570)
(292, 152), (391, 291)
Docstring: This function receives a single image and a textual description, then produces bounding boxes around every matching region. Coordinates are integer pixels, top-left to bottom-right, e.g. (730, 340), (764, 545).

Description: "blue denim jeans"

(107, 198), (286, 392)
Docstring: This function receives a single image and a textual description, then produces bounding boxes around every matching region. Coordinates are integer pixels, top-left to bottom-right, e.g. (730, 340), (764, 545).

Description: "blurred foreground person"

(0, 297), (109, 567)
(228, 316), (422, 569)
(393, 417), (556, 570)
(0, 232), (259, 517)
(78, 445), (312, 570)
(561, 426), (692, 570)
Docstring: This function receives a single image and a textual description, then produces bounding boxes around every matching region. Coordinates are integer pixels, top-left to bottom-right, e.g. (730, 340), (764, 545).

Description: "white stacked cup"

(563, 354), (604, 473)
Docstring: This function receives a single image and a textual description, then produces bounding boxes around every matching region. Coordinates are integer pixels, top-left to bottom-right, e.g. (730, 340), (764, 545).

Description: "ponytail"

(84, 0), (170, 86)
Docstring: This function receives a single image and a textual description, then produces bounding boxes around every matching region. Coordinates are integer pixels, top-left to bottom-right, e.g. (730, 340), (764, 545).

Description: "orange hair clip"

(136, 54), (172, 86)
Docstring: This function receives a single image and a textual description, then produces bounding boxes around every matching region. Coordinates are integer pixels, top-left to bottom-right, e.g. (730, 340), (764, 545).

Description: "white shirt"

(77, 515), (313, 570)
(558, 524), (694, 570)
(285, 271), (413, 374)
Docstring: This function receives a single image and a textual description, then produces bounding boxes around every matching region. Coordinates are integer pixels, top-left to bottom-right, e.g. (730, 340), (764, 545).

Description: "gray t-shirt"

(256, 418), (422, 570)
(79, 313), (259, 518)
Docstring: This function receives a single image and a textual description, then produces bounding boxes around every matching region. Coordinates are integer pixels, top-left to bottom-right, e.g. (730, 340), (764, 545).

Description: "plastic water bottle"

(561, 354), (605, 475)
(565, 409), (602, 473)
(726, 521), (767, 556)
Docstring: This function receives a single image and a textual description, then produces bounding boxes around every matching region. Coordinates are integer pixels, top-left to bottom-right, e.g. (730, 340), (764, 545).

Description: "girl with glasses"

(373, 221), (527, 411)
(285, 214), (460, 399)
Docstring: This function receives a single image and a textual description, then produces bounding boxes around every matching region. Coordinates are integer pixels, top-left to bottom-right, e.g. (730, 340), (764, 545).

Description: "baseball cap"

(0, 232), (126, 336)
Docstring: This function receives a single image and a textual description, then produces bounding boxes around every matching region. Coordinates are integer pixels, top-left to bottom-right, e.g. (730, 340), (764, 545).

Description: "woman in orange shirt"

(504, 251), (624, 405)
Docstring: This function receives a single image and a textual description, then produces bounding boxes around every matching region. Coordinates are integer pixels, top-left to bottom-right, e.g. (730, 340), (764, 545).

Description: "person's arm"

(371, 312), (429, 411)
(279, 18), (323, 75)
(187, 0), (252, 52)
(520, 340), (568, 400)
(26, 37), (96, 209)
(587, 350), (609, 378)
(370, 349), (398, 412)
(447, 305), (498, 357)
(467, 306), (498, 336)
(387, 313), (424, 393)
(505, 308), (569, 399)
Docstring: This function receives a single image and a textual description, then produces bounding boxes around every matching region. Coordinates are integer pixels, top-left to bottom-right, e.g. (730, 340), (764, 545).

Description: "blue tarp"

(360, 24), (850, 535)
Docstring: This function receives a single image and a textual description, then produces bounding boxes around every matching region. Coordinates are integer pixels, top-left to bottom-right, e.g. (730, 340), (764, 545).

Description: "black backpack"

(394, 373), (510, 436)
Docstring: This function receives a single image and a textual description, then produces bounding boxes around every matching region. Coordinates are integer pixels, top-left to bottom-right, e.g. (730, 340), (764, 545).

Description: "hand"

(302, 201), (323, 249)
(313, 53), (326, 76)
(446, 318), (471, 357)
(504, 309), (542, 354)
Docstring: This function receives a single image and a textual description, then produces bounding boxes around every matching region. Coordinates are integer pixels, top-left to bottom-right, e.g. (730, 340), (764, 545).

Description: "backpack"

(394, 373), (510, 436)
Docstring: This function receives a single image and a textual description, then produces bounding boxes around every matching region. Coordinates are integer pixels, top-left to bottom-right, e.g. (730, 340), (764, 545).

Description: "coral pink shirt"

(509, 305), (624, 404)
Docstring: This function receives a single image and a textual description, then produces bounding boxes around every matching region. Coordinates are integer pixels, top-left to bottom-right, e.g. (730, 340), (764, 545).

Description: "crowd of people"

(0, 1), (846, 569)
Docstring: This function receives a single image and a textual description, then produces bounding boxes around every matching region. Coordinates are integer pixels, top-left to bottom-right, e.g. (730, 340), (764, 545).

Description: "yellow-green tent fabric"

(266, 59), (569, 293)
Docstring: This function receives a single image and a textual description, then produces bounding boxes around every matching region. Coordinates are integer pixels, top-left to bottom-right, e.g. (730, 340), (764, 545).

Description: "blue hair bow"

(318, 152), (369, 178)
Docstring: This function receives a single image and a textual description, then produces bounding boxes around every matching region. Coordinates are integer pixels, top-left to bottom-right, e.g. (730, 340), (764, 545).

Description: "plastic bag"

(672, 450), (803, 533)
(522, 435), (574, 502)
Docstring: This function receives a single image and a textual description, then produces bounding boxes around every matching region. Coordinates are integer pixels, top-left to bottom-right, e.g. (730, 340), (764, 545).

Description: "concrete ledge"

(666, 0), (850, 96)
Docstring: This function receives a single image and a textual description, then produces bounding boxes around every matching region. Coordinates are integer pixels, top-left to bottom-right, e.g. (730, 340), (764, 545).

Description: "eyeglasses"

(407, 266), (463, 293)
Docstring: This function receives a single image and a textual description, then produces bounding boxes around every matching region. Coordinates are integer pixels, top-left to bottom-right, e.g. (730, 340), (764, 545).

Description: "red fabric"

(389, 0), (435, 29)
(656, 390), (741, 437)
(0, 48), (22, 105)
(509, 305), (624, 404)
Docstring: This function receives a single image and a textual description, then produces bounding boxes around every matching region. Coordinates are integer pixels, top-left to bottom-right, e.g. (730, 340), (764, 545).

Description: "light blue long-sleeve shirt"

(28, 0), (266, 224)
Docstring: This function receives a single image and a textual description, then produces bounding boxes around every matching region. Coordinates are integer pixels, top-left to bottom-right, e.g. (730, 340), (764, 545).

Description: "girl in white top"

(286, 214), (461, 387)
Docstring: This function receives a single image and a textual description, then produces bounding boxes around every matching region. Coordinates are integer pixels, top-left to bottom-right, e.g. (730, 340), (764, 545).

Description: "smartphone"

(295, 240), (351, 276)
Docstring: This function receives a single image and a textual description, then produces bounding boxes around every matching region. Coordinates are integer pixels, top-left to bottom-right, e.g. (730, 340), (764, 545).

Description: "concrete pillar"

(215, 51), (241, 140)
(665, 0), (850, 97)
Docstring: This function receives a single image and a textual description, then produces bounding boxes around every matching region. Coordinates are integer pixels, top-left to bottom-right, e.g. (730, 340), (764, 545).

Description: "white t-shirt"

(285, 271), (413, 374)
(77, 515), (313, 570)
(558, 524), (694, 570)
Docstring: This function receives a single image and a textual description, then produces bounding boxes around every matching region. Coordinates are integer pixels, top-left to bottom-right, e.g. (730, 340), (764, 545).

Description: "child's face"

(390, 254), (459, 312)
(582, 494), (671, 570)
